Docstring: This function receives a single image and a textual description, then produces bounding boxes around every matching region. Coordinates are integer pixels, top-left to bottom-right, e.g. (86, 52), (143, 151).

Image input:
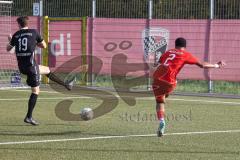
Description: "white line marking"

(170, 98), (240, 105)
(2, 89), (60, 94)
(142, 97), (240, 105)
(1, 89), (240, 105)
(0, 97), (90, 101)
(0, 129), (240, 145)
(0, 96), (240, 105)
(12, 90), (58, 94)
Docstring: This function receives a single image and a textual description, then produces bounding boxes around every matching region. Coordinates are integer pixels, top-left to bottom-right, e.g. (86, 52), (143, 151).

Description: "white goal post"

(0, 1), (26, 89)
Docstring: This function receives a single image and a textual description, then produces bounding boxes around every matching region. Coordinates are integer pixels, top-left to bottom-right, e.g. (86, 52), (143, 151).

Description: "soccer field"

(0, 89), (240, 160)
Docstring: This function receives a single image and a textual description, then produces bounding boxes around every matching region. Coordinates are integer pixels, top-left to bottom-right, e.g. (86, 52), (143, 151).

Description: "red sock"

(157, 110), (165, 121)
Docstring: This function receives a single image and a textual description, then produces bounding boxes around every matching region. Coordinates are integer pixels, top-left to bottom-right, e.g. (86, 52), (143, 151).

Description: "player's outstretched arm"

(196, 61), (226, 69)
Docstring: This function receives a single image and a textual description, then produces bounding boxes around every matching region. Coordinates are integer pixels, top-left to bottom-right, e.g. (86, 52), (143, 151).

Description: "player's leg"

(24, 86), (40, 125)
(155, 95), (166, 137)
(156, 93), (169, 122)
(152, 79), (175, 137)
(24, 67), (41, 125)
(156, 96), (166, 121)
(38, 65), (73, 90)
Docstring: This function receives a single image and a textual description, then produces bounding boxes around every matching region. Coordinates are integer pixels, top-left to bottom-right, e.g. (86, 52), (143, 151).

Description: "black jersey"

(10, 29), (43, 69)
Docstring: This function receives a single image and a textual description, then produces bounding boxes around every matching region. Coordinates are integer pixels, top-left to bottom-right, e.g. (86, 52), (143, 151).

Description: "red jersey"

(153, 49), (199, 84)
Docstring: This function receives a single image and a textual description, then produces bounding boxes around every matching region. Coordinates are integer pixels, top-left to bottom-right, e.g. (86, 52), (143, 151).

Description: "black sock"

(26, 93), (38, 118)
(46, 72), (66, 86)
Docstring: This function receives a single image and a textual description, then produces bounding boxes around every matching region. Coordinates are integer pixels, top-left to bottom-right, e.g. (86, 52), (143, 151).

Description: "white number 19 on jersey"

(18, 37), (28, 51)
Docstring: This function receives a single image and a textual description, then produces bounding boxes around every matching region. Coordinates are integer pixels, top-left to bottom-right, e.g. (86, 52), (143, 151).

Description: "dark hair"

(16, 16), (29, 28)
(175, 37), (187, 48)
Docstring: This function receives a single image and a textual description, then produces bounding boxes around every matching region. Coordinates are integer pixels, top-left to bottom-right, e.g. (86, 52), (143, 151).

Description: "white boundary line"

(167, 98), (240, 105)
(0, 129), (240, 145)
(0, 97), (90, 101)
(0, 96), (240, 105)
(12, 89), (58, 94)
(3, 89), (240, 105)
(2, 89), (240, 105)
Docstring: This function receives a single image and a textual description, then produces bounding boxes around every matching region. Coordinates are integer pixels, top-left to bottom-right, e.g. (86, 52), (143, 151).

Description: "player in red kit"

(152, 37), (225, 137)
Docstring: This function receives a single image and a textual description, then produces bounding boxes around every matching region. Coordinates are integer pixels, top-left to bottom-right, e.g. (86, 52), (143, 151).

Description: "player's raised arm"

(196, 61), (226, 69)
(6, 34), (14, 52)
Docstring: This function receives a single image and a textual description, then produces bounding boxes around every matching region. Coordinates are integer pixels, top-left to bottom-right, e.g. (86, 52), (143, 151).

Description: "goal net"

(0, 1), (25, 89)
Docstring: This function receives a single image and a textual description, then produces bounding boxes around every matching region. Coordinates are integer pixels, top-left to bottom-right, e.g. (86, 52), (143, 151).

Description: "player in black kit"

(6, 16), (73, 125)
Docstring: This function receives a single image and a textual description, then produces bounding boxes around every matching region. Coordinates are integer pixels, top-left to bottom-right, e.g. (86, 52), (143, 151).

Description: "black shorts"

(19, 65), (40, 87)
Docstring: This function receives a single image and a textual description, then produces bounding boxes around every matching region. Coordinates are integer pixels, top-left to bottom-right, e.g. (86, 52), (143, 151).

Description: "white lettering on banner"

(50, 33), (72, 56)
(67, 33), (71, 56)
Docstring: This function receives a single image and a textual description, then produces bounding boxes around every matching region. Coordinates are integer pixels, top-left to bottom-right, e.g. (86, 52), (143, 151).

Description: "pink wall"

(92, 18), (148, 77)
(48, 20), (82, 72)
(92, 18), (240, 82)
(92, 18), (210, 80)
(210, 20), (240, 81)
(1, 16), (240, 82)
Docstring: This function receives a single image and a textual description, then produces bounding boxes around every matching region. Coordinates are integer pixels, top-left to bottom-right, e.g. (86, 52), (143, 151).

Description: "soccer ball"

(80, 108), (94, 121)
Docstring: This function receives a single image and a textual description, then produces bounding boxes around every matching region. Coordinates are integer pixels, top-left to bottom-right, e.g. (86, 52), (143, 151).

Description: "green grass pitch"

(0, 88), (240, 160)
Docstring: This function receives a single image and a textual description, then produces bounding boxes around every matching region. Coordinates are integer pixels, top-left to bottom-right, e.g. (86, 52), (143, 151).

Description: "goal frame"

(42, 16), (88, 85)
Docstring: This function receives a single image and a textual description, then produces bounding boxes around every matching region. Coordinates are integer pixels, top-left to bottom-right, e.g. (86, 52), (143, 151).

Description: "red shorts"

(152, 79), (176, 103)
